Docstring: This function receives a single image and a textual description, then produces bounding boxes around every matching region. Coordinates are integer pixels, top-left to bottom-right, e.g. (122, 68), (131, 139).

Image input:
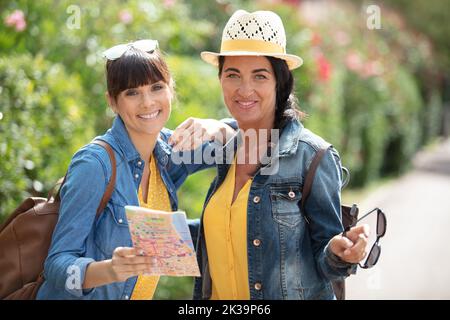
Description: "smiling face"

(108, 81), (172, 138)
(220, 56), (277, 130)
(106, 48), (173, 140)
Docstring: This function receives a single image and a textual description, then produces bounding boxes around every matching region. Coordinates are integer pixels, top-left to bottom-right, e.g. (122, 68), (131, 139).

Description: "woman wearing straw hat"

(193, 10), (370, 300)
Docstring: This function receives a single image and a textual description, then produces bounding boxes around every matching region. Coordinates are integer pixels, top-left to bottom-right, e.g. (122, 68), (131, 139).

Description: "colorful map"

(125, 205), (200, 277)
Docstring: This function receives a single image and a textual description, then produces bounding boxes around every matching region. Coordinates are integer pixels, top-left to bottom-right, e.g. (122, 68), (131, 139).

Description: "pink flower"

(362, 61), (384, 78)
(4, 9), (27, 32)
(119, 9), (133, 25)
(316, 54), (332, 82)
(334, 30), (350, 47)
(163, 0), (176, 8)
(345, 52), (363, 72)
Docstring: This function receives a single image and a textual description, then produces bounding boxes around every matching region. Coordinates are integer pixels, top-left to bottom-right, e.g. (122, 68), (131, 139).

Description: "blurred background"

(1, 0), (449, 299)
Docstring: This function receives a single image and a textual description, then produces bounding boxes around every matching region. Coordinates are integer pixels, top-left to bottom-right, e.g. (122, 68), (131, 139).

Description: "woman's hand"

(109, 247), (157, 282)
(82, 247), (156, 289)
(169, 118), (235, 152)
(329, 225), (370, 264)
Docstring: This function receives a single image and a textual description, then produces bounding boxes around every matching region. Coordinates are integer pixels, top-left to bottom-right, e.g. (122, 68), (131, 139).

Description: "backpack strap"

(54, 140), (116, 219)
(300, 145), (351, 301)
(91, 140), (116, 217)
(300, 145), (331, 217)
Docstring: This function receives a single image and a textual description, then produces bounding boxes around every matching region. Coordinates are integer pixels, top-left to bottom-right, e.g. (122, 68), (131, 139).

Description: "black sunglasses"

(343, 207), (387, 269)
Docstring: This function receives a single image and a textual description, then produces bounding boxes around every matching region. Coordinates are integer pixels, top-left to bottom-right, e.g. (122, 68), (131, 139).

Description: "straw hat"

(201, 10), (303, 70)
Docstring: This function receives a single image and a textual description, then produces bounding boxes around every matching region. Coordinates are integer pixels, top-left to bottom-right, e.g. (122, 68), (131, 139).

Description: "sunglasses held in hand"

(102, 39), (159, 60)
(343, 207), (387, 269)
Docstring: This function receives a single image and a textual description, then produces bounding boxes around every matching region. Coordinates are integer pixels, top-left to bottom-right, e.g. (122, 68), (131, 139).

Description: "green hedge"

(0, 54), (94, 220)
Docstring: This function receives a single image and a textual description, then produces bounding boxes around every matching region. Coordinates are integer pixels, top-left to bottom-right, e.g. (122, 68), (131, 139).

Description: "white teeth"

(238, 101), (256, 106)
(138, 111), (159, 119)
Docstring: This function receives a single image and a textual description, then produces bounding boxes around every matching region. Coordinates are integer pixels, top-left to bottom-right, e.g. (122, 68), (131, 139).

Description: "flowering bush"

(270, 1), (443, 186)
(4, 10), (26, 32)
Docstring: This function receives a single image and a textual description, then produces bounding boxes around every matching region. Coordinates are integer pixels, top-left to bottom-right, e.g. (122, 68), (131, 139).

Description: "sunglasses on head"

(102, 39), (159, 61)
(343, 207), (387, 269)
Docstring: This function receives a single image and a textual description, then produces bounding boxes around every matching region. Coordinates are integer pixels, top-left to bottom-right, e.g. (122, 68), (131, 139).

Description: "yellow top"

(130, 155), (171, 300)
(203, 158), (252, 300)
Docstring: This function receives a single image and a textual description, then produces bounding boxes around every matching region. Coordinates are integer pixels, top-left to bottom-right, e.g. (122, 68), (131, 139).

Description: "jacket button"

(135, 173), (139, 179)
(253, 239), (261, 247)
(288, 191), (295, 198)
(124, 295), (129, 300)
(137, 161), (142, 166)
(254, 282), (262, 291)
(253, 196), (260, 204)
(118, 219), (123, 224)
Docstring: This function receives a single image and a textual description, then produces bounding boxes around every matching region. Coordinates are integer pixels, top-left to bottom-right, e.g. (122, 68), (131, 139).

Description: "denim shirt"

(192, 119), (357, 300)
(37, 116), (227, 300)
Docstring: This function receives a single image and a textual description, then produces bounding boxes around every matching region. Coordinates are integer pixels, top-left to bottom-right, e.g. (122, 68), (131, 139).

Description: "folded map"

(125, 205), (200, 277)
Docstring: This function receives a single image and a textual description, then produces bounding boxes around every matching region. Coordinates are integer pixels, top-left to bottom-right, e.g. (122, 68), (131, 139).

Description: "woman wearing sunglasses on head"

(36, 40), (236, 300)
(193, 10), (370, 300)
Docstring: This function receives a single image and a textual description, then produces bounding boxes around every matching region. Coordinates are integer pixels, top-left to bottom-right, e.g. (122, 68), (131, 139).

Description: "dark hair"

(218, 55), (303, 130)
(106, 48), (172, 101)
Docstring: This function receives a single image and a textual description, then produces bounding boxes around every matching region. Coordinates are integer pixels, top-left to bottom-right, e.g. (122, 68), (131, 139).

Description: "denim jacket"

(37, 116), (229, 300)
(192, 119), (357, 300)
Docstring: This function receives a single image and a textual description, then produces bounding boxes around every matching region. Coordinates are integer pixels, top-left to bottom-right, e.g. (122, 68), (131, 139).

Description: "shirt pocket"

(108, 200), (129, 227)
(94, 200), (131, 257)
(270, 184), (303, 228)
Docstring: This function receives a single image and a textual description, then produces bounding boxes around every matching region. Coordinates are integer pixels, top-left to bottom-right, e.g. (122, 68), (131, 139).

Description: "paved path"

(346, 138), (450, 299)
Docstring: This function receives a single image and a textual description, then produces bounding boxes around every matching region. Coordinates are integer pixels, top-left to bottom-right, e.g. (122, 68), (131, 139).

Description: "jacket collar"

(277, 119), (303, 157)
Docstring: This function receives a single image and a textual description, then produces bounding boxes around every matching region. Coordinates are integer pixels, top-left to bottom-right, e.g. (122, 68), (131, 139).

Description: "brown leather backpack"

(0, 140), (116, 299)
(300, 145), (359, 300)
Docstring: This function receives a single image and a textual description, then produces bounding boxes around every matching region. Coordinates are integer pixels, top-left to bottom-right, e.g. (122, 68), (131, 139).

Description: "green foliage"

(421, 89), (443, 144)
(166, 55), (228, 128)
(0, 0), (223, 134)
(340, 73), (390, 185)
(373, 0), (450, 71)
(380, 67), (423, 176)
(153, 276), (194, 300)
(0, 54), (93, 221)
(270, 0), (443, 186)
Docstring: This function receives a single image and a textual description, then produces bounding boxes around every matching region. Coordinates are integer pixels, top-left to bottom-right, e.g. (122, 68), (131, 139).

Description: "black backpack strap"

(54, 140), (116, 219)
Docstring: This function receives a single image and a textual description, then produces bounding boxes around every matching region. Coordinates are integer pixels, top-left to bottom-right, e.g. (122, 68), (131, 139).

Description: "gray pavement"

(346, 138), (450, 299)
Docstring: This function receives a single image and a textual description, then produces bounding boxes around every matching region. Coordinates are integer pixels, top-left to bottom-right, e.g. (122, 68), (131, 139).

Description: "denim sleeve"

(43, 151), (107, 298)
(304, 148), (357, 281)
